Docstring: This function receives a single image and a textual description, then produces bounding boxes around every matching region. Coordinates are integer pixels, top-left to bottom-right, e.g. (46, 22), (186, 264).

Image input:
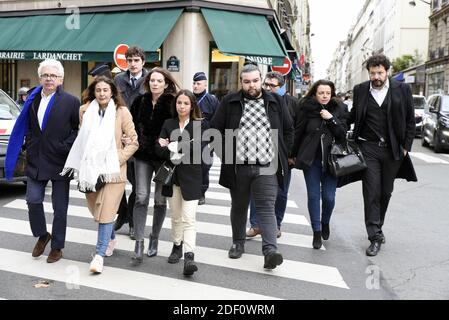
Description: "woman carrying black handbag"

(290, 80), (347, 249)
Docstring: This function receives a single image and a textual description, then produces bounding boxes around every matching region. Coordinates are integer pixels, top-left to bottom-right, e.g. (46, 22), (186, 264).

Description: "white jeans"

(168, 186), (198, 253)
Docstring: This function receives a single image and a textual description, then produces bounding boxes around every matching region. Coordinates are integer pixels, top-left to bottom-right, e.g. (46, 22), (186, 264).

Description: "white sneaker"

(105, 238), (117, 257)
(89, 254), (104, 274)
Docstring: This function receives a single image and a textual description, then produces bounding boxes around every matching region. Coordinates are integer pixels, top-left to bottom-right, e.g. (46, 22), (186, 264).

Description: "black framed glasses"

(39, 74), (61, 80)
(263, 82), (280, 89)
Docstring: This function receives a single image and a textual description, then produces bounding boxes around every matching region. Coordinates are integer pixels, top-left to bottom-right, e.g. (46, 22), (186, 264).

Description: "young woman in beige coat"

(62, 76), (138, 273)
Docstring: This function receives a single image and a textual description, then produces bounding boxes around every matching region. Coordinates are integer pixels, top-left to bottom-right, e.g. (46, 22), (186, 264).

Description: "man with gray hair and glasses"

(6, 59), (80, 263)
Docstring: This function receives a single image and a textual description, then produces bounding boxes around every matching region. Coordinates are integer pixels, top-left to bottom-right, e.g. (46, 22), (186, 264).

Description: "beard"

(243, 87), (262, 99)
(371, 79), (386, 89)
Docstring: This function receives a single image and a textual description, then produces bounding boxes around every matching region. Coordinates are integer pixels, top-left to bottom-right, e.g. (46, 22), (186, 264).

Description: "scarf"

(61, 99), (120, 192)
(5, 86), (56, 180)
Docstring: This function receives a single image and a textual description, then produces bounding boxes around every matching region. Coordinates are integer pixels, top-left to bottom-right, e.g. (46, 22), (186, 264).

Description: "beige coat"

(80, 103), (138, 223)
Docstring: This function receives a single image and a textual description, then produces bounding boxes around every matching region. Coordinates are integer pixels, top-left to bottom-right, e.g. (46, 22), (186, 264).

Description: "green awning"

(201, 8), (287, 66)
(0, 9), (182, 61)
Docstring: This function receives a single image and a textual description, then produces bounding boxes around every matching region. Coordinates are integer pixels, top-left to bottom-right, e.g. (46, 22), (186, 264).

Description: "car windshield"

(0, 90), (21, 120)
(442, 96), (449, 112)
(413, 97), (426, 109)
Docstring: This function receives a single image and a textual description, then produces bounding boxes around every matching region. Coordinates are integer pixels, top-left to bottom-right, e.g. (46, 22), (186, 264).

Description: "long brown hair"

(172, 89), (203, 120)
(143, 67), (180, 96)
(82, 75), (125, 107)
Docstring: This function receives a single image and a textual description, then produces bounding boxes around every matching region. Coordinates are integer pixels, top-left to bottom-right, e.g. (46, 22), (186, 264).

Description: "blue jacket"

(195, 91), (219, 123)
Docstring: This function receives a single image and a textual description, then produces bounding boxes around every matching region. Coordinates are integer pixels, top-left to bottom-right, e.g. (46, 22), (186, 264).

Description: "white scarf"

(61, 99), (121, 192)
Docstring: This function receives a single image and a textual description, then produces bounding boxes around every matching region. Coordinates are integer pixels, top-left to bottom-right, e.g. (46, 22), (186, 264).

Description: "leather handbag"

(328, 141), (367, 178)
(153, 161), (176, 186)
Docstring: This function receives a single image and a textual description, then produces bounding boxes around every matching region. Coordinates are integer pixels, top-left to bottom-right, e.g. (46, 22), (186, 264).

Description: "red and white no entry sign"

(271, 57), (292, 76)
(114, 44), (129, 71)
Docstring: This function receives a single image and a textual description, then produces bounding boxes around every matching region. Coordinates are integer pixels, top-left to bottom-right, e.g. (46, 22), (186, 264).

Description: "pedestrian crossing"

(0, 159), (351, 300)
(410, 152), (449, 164)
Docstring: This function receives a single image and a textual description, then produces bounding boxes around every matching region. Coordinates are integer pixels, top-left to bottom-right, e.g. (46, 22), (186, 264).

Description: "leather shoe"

(277, 228), (281, 238)
(379, 233), (386, 244)
(264, 251), (283, 269)
(366, 241), (382, 256)
(246, 227), (261, 238)
(32, 232), (51, 257)
(228, 243), (244, 259)
(198, 195), (206, 205)
(321, 223), (330, 240)
(47, 249), (62, 263)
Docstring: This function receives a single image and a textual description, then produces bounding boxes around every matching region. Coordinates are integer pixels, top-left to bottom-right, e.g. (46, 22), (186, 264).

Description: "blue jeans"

(303, 158), (338, 232)
(249, 168), (291, 229)
(96, 223), (115, 257)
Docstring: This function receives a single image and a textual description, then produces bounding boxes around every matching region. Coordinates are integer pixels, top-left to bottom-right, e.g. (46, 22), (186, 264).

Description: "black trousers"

(360, 142), (403, 242)
(116, 158), (136, 226)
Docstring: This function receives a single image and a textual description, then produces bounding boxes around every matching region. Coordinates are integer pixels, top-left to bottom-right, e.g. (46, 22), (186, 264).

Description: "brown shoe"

(47, 249), (62, 263)
(246, 227), (261, 238)
(32, 232), (51, 257)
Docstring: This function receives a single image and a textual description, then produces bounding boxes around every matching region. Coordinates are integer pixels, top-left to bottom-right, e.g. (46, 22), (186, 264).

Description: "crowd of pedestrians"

(5, 50), (416, 277)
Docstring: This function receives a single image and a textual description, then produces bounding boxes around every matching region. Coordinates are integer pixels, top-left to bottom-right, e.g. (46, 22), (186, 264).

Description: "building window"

(427, 71), (445, 95)
(0, 60), (17, 100)
(209, 48), (241, 101)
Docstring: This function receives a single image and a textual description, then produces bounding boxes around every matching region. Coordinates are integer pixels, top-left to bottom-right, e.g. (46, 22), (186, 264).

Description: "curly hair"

(366, 54), (391, 71)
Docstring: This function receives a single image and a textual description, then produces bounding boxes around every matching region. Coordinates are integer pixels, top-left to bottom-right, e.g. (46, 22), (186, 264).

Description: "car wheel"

(433, 133), (443, 153)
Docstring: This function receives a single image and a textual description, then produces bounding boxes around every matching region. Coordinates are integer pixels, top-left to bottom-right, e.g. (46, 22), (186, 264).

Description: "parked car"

(421, 94), (449, 153)
(413, 95), (427, 137)
(0, 89), (26, 182)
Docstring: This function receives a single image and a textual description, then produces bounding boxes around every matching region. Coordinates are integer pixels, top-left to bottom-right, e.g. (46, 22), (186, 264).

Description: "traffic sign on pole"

(114, 44), (129, 71)
(271, 57), (292, 76)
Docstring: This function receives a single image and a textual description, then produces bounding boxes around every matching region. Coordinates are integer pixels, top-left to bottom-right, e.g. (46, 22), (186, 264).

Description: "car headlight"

(440, 117), (449, 128)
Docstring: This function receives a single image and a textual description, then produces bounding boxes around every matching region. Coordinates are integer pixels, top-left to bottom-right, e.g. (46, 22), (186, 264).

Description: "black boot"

(152, 205), (167, 238)
(168, 242), (183, 264)
(132, 240), (144, 263)
(183, 252), (198, 276)
(313, 231), (322, 249)
(147, 235), (158, 257)
(321, 223), (330, 240)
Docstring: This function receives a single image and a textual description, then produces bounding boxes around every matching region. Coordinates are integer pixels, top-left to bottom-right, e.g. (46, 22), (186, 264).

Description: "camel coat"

(79, 103), (138, 223)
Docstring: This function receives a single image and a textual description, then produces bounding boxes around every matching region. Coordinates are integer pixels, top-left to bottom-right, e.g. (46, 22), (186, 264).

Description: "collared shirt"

(130, 71), (143, 82)
(179, 118), (190, 134)
(37, 90), (56, 129)
(369, 78), (389, 107)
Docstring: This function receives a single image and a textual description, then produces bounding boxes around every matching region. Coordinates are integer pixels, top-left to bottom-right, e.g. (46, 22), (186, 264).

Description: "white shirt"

(369, 79), (389, 107)
(130, 71), (143, 82)
(37, 90), (56, 129)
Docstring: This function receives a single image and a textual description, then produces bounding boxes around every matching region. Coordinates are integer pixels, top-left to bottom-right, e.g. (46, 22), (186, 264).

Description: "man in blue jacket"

(6, 59), (80, 263)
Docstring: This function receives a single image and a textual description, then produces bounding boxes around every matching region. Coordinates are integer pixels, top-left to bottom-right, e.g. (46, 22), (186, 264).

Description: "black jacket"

(210, 90), (294, 190)
(155, 118), (208, 201)
(130, 93), (174, 162)
(292, 97), (347, 170)
(283, 94), (301, 156)
(339, 78), (417, 187)
(114, 69), (149, 107)
(25, 86), (80, 180)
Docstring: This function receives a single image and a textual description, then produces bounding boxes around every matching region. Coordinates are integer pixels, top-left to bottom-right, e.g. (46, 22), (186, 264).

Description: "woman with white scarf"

(62, 76), (138, 273)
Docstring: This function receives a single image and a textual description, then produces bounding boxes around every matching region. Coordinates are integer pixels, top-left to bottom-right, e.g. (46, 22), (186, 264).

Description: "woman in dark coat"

(156, 89), (208, 276)
(291, 80), (347, 249)
(129, 67), (180, 262)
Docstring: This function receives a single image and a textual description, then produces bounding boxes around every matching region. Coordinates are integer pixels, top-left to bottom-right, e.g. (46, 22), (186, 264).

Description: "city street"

(0, 139), (447, 300)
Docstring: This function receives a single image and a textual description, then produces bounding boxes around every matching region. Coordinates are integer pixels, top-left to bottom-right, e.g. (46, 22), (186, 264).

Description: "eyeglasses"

(263, 82), (280, 89)
(39, 74), (61, 80)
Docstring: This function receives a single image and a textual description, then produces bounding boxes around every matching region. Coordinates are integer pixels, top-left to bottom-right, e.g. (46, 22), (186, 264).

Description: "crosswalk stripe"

(4, 200), (319, 250)
(49, 189), (299, 209)
(0, 249), (277, 300)
(71, 180), (226, 191)
(0, 217), (347, 289)
(410, 152), (449, 164)
(441, 154), (449, 159)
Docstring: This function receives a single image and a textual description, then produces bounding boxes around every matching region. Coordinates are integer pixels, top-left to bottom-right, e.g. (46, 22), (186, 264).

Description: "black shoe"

(132, 240), (144, 263)
(313, 231), (322, 249)
(379, 233), (386, 244)
(147, 235), (158, 257)
(128, 227), (135, 240)
(168, 242), (183, 264)
(198, 195), (206, 205)
(114, 216), (128, 231)
(228, 243), (244, 259)
(366, 241), (382, 256)
(264, 251), (283, 269)
(321, 223), (330, 240)
(183, 252), (198, 276)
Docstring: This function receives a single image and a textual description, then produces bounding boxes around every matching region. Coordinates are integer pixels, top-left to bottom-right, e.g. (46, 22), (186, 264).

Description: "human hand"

(320, 109), (333, 120)
(159, 138), (169, 147)
(121, 134), (132, 146)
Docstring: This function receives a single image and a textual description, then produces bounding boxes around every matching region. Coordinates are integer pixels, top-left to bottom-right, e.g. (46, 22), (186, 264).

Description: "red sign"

(299, 54), (305, 68)
(271, 57), (292, 76)
(114, 44), (129, 71)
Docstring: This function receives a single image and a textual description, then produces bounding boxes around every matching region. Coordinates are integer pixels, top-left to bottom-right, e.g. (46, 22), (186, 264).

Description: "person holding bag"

(61, 76), (138, 273)
(291, 80), (347, 249)
(155, 89), (208, 276)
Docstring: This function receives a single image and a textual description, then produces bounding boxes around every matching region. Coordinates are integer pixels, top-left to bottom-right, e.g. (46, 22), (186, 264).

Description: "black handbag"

(78, 177), (106, 194)
(153, 161), (176, 186)
(328, 141), (367, 178)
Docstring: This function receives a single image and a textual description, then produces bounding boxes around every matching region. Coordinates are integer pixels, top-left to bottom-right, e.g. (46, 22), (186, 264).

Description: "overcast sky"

(309, 0), (365, 79)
